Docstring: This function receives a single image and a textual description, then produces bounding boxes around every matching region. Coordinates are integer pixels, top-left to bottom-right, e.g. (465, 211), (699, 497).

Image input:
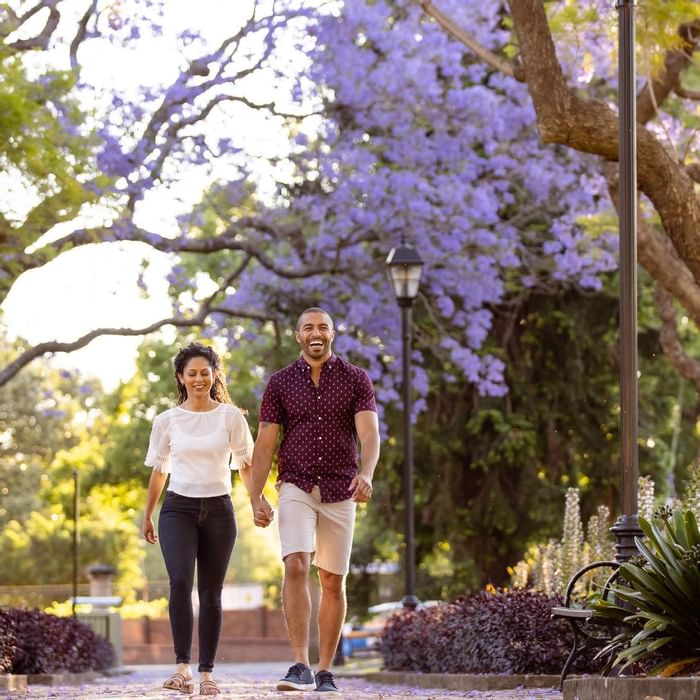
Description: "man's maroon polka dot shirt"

(259, 354), (377, 502)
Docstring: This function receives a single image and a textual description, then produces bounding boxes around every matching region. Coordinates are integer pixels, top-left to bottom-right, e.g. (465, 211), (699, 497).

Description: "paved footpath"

(4, 664), (563, 700)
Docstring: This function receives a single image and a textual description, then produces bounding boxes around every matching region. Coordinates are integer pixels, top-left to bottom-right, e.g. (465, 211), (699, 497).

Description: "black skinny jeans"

(158, 491), (237, 672)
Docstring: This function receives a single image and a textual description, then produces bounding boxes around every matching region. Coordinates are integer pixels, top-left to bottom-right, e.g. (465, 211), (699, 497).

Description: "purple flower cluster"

(17, 0), (626, 413)
(218, 0), (617, 405)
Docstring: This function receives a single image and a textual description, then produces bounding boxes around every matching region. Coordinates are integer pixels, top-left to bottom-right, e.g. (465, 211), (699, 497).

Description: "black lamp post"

(611, 0), (643, 561)
(72, 469), (80, 617)
(386, 243), (424, 609)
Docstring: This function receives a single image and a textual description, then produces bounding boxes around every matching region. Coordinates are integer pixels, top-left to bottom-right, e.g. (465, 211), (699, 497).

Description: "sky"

(1, 0), (306, 390)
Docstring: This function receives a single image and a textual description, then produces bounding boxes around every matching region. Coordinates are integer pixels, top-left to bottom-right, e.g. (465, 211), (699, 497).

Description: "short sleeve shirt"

(259, 354), (377, 502)
(144, 403), (254, 497)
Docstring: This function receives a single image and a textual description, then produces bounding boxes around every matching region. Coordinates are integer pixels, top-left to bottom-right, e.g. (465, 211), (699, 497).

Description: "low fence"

(0, 582), (148, 610)
(0, 581), (257, 610)
(0, 583), (93, 609)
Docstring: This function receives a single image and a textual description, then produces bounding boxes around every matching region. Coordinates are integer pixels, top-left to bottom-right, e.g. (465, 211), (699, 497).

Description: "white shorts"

(277, 482), (357, 576)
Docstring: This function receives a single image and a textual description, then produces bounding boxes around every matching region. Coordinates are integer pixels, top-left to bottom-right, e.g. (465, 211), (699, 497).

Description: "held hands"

(251, 494), (274, 528)
(142, 516), (157, 544)
(350, 471), (373, 503)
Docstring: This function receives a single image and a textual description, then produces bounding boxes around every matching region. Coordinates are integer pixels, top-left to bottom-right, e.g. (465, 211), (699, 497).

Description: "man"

(249, 307), (380, 694)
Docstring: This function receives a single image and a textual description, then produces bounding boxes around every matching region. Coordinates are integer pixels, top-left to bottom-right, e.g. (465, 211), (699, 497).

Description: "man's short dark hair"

(296, 307), (334, 330)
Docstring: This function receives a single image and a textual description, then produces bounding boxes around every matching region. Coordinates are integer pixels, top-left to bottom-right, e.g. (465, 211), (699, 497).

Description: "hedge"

(0, 608), (113, 674)
(380, 588), (601, 675)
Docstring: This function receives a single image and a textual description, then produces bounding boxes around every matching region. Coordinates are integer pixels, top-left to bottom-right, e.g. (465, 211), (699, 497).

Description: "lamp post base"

(611, 514), (643, 563)
(401, 594), (420, 610)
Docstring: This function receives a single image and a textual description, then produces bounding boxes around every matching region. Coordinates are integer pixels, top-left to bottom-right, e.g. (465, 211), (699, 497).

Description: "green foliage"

(636, 1), (700, 76)
(349, 289), (621, 604)
(0, 335), (97, 527)
(0, 480), (145, 594)
(0, 44), (106, 301)
(45, 597), (168, 620)
(592, 511), (700, 676)
(682, 463), (700, 515)
(0, 50), (89, 191)
(0, 332), (144, 598)
(546, 0), (700, 79)
(349, 271), (700, 610)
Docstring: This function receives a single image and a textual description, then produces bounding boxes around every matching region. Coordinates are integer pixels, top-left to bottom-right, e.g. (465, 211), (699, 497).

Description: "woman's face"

(178, 356), (214, 399)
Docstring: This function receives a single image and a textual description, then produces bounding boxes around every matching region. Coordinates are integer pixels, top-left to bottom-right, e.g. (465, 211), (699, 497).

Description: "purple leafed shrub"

(381, 588), (600, 675)
(0, 609), (113, 674)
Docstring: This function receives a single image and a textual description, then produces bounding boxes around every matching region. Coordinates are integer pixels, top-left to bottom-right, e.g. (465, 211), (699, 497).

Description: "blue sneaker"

(314, 670), (340, 694)
(276, 662), (315, 691)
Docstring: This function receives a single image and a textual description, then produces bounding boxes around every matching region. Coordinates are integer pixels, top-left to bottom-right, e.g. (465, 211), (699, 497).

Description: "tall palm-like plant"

(592, 509), (700, 676)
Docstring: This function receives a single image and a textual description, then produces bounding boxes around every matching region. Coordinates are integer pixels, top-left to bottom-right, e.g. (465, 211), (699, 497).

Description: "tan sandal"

(199, 679), (220, 696)
(163, 672), (194, 694)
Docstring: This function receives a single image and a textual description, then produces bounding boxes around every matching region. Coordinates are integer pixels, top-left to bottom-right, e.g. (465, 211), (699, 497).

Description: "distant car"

(341, 614), (383, 657)
(367, 599), (440, 616)
(342, 600), (440, 657)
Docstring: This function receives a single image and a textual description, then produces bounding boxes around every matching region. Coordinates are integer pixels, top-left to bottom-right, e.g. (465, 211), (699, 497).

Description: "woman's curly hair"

(173, 342), (233, 405)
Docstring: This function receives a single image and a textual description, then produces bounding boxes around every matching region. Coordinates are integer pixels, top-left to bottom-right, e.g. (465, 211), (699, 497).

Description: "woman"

(142, 342), (263, 696)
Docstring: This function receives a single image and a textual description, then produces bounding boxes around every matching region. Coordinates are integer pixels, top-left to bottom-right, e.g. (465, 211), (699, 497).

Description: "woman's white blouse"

(144, 403), (254, 497)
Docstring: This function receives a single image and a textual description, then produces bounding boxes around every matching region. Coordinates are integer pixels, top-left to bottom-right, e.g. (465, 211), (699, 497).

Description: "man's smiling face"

(296, 311), (335, 362)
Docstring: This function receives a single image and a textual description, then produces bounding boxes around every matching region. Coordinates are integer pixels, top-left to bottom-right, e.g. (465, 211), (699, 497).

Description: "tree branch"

(118, 6), (306, 213)
(601, 160), (700, 331)
(506, 0), (700, 287)
(8, 2), (60, 51)
(686, 163), (700, 183)
(674, 81), (700, 101)
(0, 252), (270, 387)
(417, 0), (524, 81)
(69, 0), (98, 70)
(25, 213), (374, 281)
(637, 20), (700, 124)
(654, 283), (700, 391)
(0, 307), (273, 386)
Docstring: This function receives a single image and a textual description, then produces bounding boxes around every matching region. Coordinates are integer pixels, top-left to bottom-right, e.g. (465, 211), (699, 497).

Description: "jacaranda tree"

(3, 0), (613, 400)
(3, 0), (700, 406)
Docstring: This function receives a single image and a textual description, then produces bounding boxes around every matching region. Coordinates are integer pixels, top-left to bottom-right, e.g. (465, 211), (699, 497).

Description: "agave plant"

(591, 509), (700, 676)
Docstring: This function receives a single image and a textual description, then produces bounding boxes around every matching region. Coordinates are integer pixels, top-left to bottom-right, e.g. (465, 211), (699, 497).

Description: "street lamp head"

(385, 244), (424, 305)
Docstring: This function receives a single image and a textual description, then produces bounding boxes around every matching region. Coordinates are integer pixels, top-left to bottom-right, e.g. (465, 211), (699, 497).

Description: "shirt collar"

(296, 353), (337, 373)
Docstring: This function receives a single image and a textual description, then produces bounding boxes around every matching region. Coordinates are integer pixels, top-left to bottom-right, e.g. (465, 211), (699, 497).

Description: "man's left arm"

(350, 410), (380, 503)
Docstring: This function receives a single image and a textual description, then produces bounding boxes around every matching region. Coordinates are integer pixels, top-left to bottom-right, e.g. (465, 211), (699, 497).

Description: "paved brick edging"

(0, 674), (27, 692)
(364, 671), (561, 691)
(0, 670), (100, 691)
(564, 675), (700, 700)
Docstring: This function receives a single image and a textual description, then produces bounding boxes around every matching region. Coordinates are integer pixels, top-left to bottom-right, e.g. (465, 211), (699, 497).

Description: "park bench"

(551, 560), (621, 689)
